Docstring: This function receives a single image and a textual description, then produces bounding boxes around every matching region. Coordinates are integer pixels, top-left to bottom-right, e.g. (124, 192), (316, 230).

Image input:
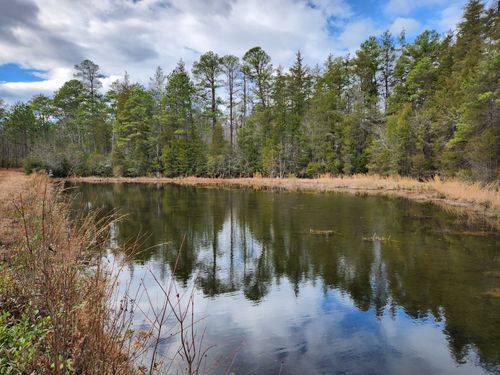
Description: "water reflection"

(73, 183), (500, 374)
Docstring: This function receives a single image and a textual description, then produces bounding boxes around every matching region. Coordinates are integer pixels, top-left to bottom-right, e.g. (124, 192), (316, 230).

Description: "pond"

(72, 183), (500, 374)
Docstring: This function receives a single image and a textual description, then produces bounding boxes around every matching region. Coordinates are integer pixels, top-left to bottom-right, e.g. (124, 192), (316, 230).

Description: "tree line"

(1, 0), (498, 181)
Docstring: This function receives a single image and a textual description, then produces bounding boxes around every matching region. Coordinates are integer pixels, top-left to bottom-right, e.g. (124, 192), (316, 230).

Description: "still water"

(73, 183), (500, 374)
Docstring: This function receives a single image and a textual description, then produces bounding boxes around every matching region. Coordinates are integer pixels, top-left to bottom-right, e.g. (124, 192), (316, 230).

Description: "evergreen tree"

(265, 67), (288, 176)
(30, 94), (54, 141)
(306, 56), (349, 174)
(354, 36), (380, 107)
(4, 102), (37, 165)
(221, 55), (241, 150)
(192, 51), (222, 130)
(379, 30), (396, 108)
(449, 51), (500, 180)
(113, 84), (154, 176)
(148, 66), (167, 172)
(53, 79), (86, 146)
(162, 61), (205, 176)
(289, 51), (312, 117)
(454, 0), (486, 74)
(242, 47), (273, 109)
(287, 51), (313, 174)
(7, 0), (498, 182)
(441, 0), (493, 177)
(73, 60), (109, 153)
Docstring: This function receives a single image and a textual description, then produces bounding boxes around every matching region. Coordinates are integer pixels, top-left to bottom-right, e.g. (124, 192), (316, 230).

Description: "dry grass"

(362, 233), (399, 242)
(4, 169), (496, 372)
(482, 288), (500, 298)
(0, 169), (213, 374)
(427, 176), (500, 212)
(0, 169), (31, 257)
(1, 172), (141, 373)
(66, 173), (500, 225)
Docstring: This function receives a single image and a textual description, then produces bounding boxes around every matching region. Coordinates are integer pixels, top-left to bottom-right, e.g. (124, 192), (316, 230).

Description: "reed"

(428, 176), (500, 211)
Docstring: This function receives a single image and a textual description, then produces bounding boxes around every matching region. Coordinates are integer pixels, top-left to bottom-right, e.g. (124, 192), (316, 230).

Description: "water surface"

(73, 183), (500, 374)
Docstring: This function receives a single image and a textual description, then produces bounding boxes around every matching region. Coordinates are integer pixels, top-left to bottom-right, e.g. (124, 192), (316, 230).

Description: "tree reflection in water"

(72, 183), (500, 374)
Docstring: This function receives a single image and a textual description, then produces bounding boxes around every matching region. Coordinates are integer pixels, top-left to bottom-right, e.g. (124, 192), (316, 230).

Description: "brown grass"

(1, 172), (142, 373)
(65, 173), (500, 226)
(4, 169), (497, 371)
(362, 233), (399, 242)
(0, 168), (31, 257)
(0, 169), (212, 374)
(428, 176), (500, 211)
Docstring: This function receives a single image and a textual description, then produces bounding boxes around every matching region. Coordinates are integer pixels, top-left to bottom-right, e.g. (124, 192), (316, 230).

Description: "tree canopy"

(1, 0), (498, 181)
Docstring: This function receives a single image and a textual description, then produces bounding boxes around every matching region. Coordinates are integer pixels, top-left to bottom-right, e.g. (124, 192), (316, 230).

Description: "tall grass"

(428, 176), (500, 211)
(68, 173), (497, 200)
(66, 172), (500, 224)
(1, 172), (210, 374)
(2, 174), (140, 372)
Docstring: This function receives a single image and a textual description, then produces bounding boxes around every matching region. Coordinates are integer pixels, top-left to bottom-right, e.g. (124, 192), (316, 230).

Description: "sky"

(0, 0), (471, 103)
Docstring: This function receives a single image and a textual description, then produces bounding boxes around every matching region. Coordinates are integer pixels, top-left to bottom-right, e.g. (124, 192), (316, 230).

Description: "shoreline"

(1, 169), (498, 372)
(64, 174), (500, 226)
(0, 169), (139, 372)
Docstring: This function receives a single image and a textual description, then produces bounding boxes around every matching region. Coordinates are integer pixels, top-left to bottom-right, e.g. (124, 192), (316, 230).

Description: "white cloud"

(389, 17), (420, 36)
(433, 2), (465, 32)
(0, 0), (469, 103)
(0, 0), (357, 102)
(382, 0), (466, 40)
(1, 80), (62, 95)
(336, 18), (380, 54)
(383, 0), (450, 16)
(0, 67), (72, 102)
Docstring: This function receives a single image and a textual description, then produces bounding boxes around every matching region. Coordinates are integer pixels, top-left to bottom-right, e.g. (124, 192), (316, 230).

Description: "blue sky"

(0, 0), (471, 103)
(0, 64), (45, 83)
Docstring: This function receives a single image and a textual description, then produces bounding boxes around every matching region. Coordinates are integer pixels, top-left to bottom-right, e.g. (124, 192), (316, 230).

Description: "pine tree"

(162, 61), (205, 176)
(354, 36), (380, 107)
(450, 51), (500, 180)
(265, 67), (288, 176)
(74, 59), (104, 111)
(4, 103), (36, 165)
(379, 30), (396, 109)
(242, 47), (273, 109)
(148, 66), (167, 173)
(221, 55), (241, 150)
(112, 84), (154, 176)
(192, 51), (222, 130)
(454, 0), (486, 74)
(306, 56), (349, 174)
(53, 79), (86, 146)
(289, 51), (312, 117)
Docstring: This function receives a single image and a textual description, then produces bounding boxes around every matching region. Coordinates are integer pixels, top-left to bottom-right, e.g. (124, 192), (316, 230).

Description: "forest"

(0, 0), (498, 182)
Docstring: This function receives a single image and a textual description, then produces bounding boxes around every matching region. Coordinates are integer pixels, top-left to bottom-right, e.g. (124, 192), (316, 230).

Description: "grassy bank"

(0, 169), (214, 374)
(66, 174), (500, 225)
(0, 170), (140, 373)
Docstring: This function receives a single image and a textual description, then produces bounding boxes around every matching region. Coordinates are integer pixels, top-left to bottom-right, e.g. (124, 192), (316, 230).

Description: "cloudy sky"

(0, 0), (469, 103)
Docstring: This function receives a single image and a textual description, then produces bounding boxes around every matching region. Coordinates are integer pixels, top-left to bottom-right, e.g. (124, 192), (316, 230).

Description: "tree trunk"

(229, 86), (234, 150)
(211, 84), (216, 130)
(243, 74), (247, 127)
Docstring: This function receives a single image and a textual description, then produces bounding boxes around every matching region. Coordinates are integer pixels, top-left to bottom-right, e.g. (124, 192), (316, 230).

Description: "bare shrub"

(4, 172), (211, 374)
